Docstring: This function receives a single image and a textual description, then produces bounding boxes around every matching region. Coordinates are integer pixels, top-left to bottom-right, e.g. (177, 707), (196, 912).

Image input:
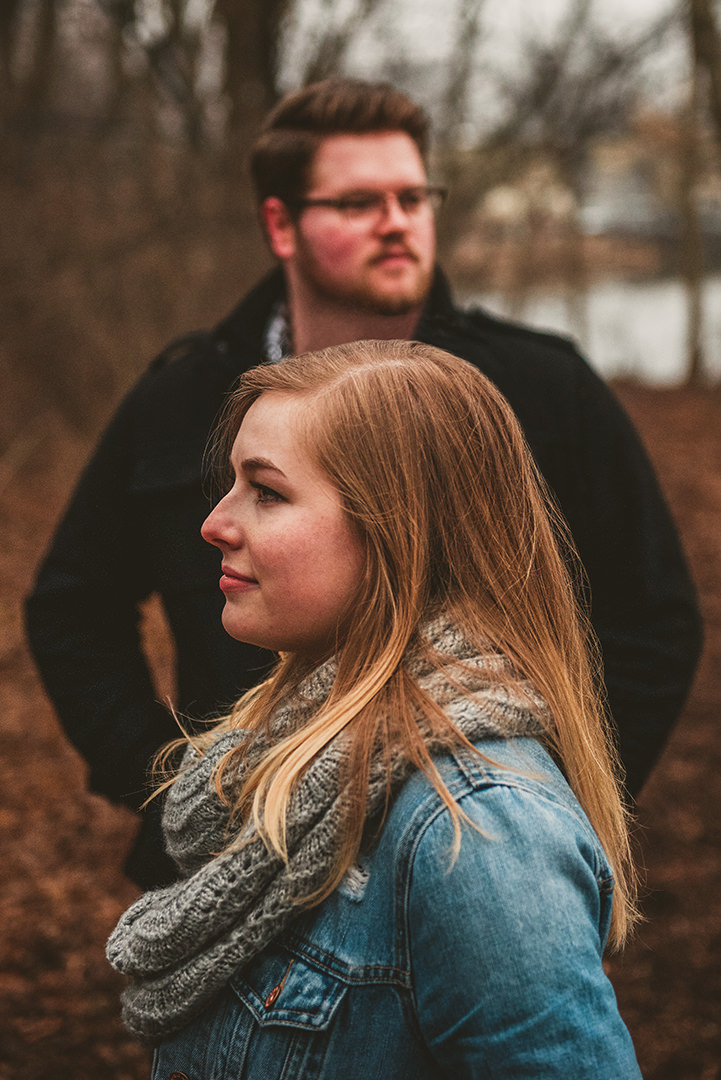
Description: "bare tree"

(0, 0), (23, 125)
(685, 0), (721, 384)
(437, 0), (486, 148)
(298, 0), (387, 85)
(486, 2), (678, 189)
(678, 68), (706, 387)
(91, 0), (288, 147)
(10, 0), (60, 124)
(690, 0), (721, 145)
(450, 0), (679, 338)
(215, 0), (286, 138)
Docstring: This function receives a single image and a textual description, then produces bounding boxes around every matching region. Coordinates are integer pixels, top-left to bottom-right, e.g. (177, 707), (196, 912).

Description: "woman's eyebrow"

(240, 456), (287, 477)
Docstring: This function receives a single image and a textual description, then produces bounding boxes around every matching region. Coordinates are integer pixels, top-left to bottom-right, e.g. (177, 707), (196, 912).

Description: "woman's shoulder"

(390, 738), (638, 1077)
(381, 737), (612, 894)
(387, 736), (583, 822)
(372, 737), (617, 976)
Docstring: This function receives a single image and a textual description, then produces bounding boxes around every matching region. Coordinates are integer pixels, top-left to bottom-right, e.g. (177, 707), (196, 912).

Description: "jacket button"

(169, 1073), (190, 1079)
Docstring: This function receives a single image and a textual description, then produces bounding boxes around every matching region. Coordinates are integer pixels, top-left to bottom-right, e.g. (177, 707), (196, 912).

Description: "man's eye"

(339, 196), (378, 216)
(398, 190), (425, 212)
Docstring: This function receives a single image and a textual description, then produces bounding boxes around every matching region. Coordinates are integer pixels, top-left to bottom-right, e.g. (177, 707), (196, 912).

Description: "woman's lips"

(220, 567), (258, 593)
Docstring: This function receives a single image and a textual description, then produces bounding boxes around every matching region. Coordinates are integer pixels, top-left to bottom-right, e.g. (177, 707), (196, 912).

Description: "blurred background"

(1, 1), (720, 1076)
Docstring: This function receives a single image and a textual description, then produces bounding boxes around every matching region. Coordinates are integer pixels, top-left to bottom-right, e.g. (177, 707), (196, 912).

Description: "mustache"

(370, 243), (420, 264)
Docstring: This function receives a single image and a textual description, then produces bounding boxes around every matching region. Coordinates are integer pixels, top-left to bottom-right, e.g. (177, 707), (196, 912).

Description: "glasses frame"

(288, 185), (448, 222)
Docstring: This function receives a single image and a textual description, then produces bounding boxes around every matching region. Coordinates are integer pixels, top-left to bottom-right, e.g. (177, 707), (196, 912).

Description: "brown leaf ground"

(0, 384), (719, 1079)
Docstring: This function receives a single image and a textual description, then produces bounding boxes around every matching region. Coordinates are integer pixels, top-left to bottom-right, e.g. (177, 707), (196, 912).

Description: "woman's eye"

(251, 482), (283, 504)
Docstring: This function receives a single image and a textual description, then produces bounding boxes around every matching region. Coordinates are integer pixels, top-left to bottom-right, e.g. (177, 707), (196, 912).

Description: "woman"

(107, 340), (642, 1078)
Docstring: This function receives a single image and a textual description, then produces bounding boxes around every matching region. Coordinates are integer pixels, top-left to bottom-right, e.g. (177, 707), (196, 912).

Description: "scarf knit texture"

(106, 621), (548, 1043)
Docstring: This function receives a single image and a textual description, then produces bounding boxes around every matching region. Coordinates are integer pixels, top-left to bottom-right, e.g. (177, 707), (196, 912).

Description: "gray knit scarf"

(106, 620), (548, 1044)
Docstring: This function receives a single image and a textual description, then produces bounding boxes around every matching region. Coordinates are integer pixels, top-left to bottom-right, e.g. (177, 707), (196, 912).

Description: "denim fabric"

(151, 738), (641, 1079)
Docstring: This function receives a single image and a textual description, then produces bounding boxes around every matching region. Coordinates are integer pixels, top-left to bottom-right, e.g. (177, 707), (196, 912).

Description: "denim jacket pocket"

(230, 952), (348, 1031)
(223, 952), (349, 1080)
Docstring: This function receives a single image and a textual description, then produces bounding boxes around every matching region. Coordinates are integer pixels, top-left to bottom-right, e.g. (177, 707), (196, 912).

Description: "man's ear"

(262, 197), (296, 261)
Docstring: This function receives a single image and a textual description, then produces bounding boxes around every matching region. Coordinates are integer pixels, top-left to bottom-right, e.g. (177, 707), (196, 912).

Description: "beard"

(356, 272), (432, 315)
(292, 235), (435, 318)
(309, 262), (433, 316)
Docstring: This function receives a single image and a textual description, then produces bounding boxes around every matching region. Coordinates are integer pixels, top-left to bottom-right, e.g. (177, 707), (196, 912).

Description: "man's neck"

(287, 283), (424, 354)
(292, 307), (423, 354)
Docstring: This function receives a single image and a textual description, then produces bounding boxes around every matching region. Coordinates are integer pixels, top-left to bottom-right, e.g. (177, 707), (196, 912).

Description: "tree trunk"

(22, 0), (58, 123)
(680, 21), (706, 386)
(218, 0), (285, 148)
(0, 0), (23, 128)
(690, 0), (721, 150)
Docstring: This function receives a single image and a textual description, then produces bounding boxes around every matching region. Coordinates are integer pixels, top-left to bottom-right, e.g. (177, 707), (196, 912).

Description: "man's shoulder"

(420, 283), (614, 433)
(116, 329), (239, 451)
(134, 269), (283, 389)
(105, 301), (266, 478)
(125, 272), (283, 416)
(143, 327), (236, 389)
(149, 328), (221, 372)
(463, 303), (580, 354)
(426, 294), (585, 375)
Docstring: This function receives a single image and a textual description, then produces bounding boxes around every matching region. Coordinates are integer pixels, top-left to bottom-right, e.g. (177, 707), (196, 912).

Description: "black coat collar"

(213, 265), (456, 368)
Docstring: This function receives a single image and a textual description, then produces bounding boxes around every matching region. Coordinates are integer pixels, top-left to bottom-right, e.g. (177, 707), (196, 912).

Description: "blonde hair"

(170, 340), (637, 946)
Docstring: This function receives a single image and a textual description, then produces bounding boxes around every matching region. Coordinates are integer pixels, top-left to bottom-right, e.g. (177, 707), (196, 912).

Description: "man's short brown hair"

(250, 78), (430, 207)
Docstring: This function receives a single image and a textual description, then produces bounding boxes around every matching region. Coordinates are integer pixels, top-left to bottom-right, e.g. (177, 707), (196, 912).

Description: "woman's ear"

(262, 197), (297, 261)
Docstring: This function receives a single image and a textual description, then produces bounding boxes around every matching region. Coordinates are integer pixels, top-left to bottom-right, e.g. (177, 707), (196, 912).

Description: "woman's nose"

(201, 495), (241, 549)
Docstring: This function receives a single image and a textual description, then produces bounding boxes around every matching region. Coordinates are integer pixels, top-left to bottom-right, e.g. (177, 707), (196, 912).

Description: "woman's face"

(201, 392), (365, 660)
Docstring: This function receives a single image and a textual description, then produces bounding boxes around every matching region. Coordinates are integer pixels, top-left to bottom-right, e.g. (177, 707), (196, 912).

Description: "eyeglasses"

(289, 185), (447, 223)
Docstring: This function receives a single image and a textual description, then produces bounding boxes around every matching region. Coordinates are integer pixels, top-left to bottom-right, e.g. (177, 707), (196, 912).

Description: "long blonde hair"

(170, 340), (637, 946)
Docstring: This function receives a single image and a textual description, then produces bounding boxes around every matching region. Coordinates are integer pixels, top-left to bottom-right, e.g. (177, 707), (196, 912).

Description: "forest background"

(2, 1), (721, 1077)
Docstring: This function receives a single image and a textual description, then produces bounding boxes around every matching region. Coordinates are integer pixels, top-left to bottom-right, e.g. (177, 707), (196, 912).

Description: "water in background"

(473, 275), (721, 386)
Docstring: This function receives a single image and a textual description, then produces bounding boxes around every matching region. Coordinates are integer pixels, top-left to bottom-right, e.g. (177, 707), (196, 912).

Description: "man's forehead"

(308, 131), (427, 193)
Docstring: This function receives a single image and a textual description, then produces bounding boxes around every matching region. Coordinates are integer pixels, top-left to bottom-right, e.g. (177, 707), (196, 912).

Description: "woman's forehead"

(232, 392), (330, 482)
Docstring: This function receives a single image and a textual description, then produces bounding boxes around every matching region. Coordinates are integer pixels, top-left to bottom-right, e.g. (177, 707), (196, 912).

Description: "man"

(26, 79), (702, 889)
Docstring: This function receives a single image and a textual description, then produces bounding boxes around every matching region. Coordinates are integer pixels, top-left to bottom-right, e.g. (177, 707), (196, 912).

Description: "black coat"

(26, 268), (703, 887)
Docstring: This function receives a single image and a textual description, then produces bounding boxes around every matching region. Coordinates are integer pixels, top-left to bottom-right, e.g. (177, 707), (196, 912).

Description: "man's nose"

(376, 192), (412, 231)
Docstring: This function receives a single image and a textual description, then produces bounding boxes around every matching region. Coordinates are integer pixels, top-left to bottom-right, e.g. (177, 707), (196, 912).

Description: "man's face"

(276, 132), (437, 316)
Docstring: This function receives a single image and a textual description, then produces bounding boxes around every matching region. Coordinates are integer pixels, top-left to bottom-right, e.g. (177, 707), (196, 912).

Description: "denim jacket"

(152, 737), (641, 1079)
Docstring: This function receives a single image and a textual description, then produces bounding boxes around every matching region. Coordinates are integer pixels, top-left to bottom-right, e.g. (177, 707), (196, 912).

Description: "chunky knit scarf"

(107, 621), (547, 1044)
